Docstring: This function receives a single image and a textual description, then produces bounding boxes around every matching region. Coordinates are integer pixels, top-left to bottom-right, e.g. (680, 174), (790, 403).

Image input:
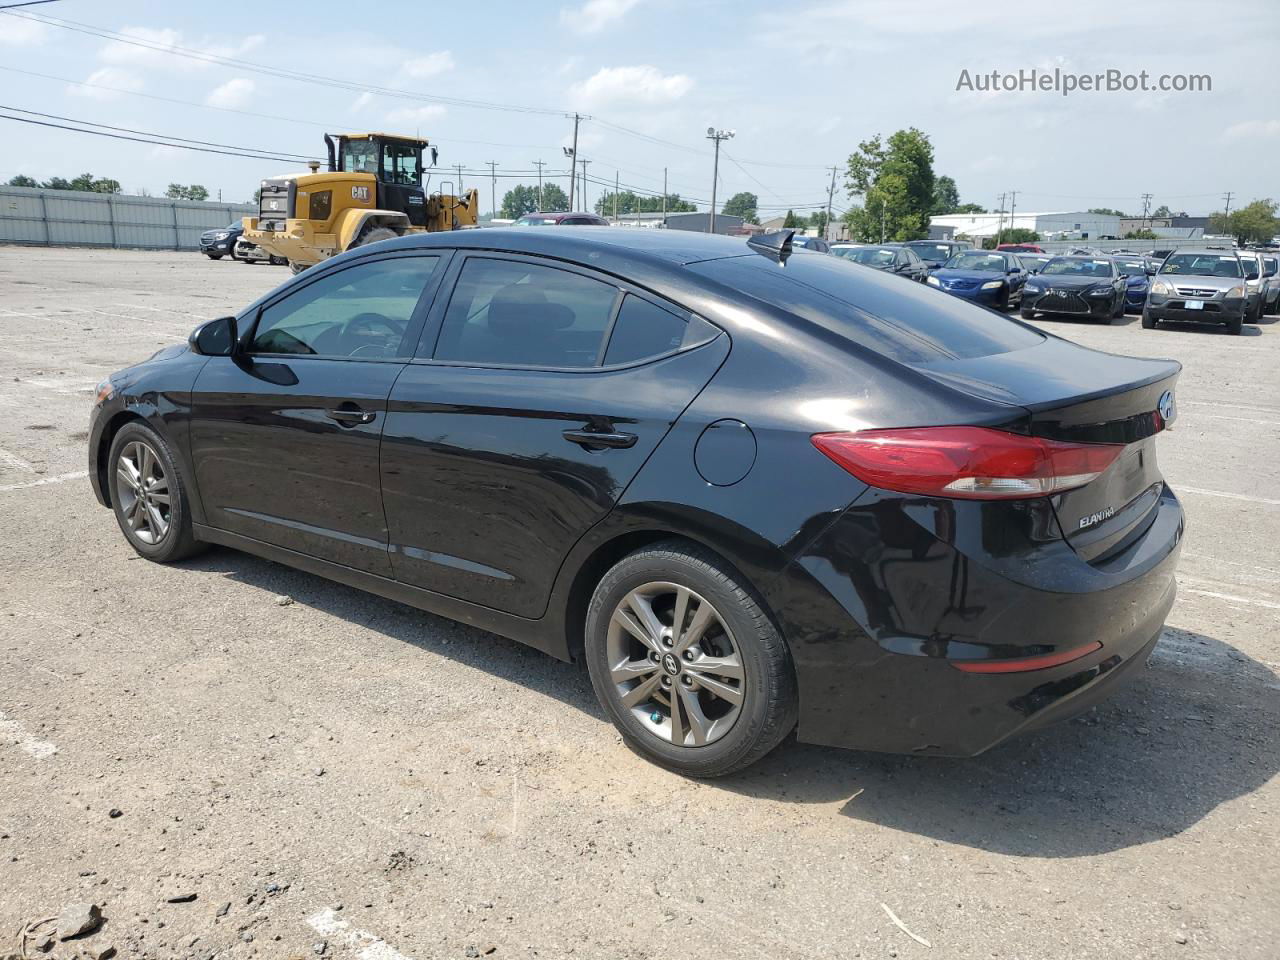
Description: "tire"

(1020, 307), (1035, 320)
(1245, 299), (1261, 324)
(1225, 312), (1243, 335)
(270, 255), (288, 266)
(205, 254), (222, 260)
(1110, 295), (1125, 319)
(107, 421), (205, 564)
(1141, 309), (1157, 329)
(996, 288), (1009, 312)
(353, 225), (400, 249)
(584, 541), (797, 778)
(289, 261), (309, 275)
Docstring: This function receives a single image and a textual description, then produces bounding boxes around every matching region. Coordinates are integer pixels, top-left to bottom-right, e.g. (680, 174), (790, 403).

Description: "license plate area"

(1186, 299), (1204, 310)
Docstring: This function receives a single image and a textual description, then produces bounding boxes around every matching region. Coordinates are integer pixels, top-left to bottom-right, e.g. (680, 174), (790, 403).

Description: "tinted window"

(603, 295), (687, 365)
(1041, 258), (1115, 278)
(835, 246), (896, 266)
(946, 253), (1007, 272)
(434, 258), (619, 367)
(1160, 253), (1242, 277)
(906, 243), (953, 264)
(1265, 257), (1277, 276)
(381, 142), (420, 185)
(251, 256), (438, 358)
(690, 255), (1043, 363)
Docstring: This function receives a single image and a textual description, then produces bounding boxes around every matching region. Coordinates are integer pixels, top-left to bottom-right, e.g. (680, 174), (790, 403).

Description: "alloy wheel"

(115, 440), (171, 545)
(606, 581), (744, 747)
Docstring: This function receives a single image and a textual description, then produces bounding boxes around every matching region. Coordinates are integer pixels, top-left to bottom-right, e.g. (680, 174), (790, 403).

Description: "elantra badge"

(1158, 390), (1176, 426)
(1079, 506), (1116, 530)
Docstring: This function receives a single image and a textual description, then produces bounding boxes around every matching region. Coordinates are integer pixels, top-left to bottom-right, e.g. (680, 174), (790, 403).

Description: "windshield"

(1160, 253), (1242, 277)
(835, 246), (896, 266)
(339, 138), (379, 175)
(1041, 258), (1114, 278)
(945, 252), (1007, 272)
(225, 222), (241, 230)
(1115, 259), (1146, 273)
(513, 216), (557, 226)
(906, 243), (953, 264)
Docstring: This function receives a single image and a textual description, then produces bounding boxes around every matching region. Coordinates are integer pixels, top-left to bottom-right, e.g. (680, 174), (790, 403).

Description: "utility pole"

(1222, 191), (1234, 224)
(662, 168), (670, 223)
(1008, 190), (1018, 239)
(579, 159), (591, 213)
(824, 166), (837, 242)
(880, 199), (886, 243)
(1140, 192), (1153, 232)
(613, 170), (620, 224)
(486, 161), (497, 220)
(995, 192), (1007, 246)
(706, 127), (734, 234)
(565, 112), (582, 210)
(532, 160), (546, 211)
(454, 164), (464, 192)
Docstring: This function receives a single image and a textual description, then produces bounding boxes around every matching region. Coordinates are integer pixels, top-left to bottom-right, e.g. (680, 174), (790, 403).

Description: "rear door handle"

(562, 428), (637, 450)
(326, 407), (376, 426)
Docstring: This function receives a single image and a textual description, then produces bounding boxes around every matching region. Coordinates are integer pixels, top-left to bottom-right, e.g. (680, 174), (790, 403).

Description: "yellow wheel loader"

(242, 132), (479, 273)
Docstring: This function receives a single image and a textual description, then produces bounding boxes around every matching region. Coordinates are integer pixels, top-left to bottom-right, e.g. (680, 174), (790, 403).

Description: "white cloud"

(385, 105), (447, 127)
(68, 67), (144, 101)
(570, 65), (692, 107)
(99, 26), (264, 71)
(560, 0), (641, 34)
(400, 51), (455, 80)
(206, 77), (255, 108)
(0, 16), (48, 46)
(1225, 119), (1280, 141)
(351, 91), (375, 112)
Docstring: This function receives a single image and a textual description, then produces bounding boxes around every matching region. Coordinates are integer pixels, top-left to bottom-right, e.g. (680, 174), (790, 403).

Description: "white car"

(1236, 250), (1271, 322)
(233, 237), (288, 266)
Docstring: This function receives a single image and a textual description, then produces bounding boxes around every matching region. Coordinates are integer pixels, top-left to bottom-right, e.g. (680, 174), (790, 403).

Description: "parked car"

(925, 250), (1028, 310)
(1020, 257), (1127, 323)
(89, 228), (1184, 776)
(1110, 255), (1157, 314)
(901, 239), (972, 271)
(1145, 250), (1248, 334)
(996, 243), (1045, 253)
(1236, 250), (1268, 322)
(790, 235), (831, 253)
(512, 211), (609, 226)
(199, 221), (244, 260)
(233, 236), (288, 266)
(831, 243), (927, 282)
(1259, 252), (1280, 315)
(1016, 254), (1052, 274)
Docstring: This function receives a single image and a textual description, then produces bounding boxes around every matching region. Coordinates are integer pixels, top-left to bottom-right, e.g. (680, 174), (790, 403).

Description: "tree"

(68, 172), (121, 193)
(1124, 229), (1159, 240)
(591, 189), (693, 217)
(982, 227), (1038, 249)
(782, 209), (799, 228)
(1210, 199), (1278, 245)
(720, 191), (758, 224)
(166, 183), (209, 201)
(808, 210), (829, 235)
(1152, 205), (1172, 219)
(6, 174), (38, 187)
(1088, 207), (1127, 217)
(931, 175), (960, 215)
(500, 184), (541, 219)
(843, 128), (936, 242)
(954, 202), (987, 214)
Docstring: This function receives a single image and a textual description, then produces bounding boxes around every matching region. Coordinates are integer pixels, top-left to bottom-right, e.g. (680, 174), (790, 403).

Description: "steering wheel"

(341, 311), (406, 357)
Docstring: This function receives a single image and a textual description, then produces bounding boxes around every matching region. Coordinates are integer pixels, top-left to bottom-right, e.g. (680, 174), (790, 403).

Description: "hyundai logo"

(1158, 390), (1176, 425)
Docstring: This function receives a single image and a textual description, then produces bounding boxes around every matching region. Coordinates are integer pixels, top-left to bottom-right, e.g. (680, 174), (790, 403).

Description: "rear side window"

(690, 255), (1043, 362)
(434, 257), (619, 367)
(603, 295), (687, 365)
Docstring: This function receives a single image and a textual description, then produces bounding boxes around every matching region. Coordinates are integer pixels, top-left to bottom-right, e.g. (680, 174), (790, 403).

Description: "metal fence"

(0, 185), (255, 251)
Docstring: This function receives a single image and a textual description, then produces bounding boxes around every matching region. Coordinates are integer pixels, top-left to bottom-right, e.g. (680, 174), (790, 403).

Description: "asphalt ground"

(1, 246), (1277, 960)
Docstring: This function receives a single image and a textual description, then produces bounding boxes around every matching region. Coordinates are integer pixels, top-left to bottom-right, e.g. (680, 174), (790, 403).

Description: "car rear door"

(188, 251), (449, 576)
(380, 252), (728, 618)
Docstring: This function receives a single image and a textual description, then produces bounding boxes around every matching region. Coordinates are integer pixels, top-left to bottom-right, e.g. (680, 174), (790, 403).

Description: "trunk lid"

(913, 335), (1180, 562)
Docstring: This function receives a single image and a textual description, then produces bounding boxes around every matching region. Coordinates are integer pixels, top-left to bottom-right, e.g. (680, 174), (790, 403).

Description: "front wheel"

(205, 254), (222, 260)
(1225, 312), (1243, 335)
(107, 422), (205, 563)
(1141, 308), (1157, 329)
(1020, 306), (1035, 320)
(269, 255), (288, 266)
(584, 542), (797, 777)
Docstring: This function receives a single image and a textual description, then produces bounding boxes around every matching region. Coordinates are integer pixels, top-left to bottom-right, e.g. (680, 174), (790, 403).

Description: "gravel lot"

(1, 246), (1277, 960)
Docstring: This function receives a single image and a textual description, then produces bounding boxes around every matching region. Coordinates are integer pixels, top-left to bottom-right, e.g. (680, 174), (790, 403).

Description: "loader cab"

(333, 133), (433, 228)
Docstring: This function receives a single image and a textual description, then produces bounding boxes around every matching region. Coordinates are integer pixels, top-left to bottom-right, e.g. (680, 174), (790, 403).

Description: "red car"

(512, 211), (609, 226)
(996, 243), (1045, 253)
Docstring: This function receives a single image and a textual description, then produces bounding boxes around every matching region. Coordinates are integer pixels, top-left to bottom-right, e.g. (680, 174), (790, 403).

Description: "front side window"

(1265, 257), (1278, 276)
(251, 257), (438, 358)
(381, 142), (421, 186)
(434, 258), (619, 367)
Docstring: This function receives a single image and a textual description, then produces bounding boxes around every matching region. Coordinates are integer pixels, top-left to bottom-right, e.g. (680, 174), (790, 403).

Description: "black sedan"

(199, 221), (244, 260)
(89, 228), (1183, 776)
(832, 243), (928, 282)
(1020, 256), (1128, 323)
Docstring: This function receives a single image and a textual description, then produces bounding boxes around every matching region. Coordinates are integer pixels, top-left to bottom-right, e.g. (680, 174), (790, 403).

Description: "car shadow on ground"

(182, 550), (1277, 860)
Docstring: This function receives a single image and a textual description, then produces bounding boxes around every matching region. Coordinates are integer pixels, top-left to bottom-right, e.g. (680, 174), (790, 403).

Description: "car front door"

(187, 252), (448, 575)
(380, 252), (728, 619)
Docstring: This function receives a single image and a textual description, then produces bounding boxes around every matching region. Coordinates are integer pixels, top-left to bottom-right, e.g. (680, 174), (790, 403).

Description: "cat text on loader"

(242, 132), (479, 273)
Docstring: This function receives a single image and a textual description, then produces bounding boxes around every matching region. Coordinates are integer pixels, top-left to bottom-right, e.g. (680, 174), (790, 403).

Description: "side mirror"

(189, 315), (238, 356)
(1246, 270), (1259, 281)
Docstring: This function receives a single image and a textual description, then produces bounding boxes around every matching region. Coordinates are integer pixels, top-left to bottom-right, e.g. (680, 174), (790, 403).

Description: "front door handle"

(563, 428), (638, 450)
(326, 407), (376, 426)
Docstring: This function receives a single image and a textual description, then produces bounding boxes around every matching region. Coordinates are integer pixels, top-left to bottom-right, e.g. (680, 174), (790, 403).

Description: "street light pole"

(579, 158), (590, 213)
(706, 127), (734, 234)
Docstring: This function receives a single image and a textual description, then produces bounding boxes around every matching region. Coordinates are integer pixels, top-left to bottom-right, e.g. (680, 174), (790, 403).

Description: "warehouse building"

(930, 210), (1123, 242)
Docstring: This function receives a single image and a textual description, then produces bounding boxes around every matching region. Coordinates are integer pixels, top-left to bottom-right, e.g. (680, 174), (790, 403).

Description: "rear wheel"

(584, 541), (796, 778)
(269, 255), (288, 266)
(289, 261), (309, 275)
(107, 422), (205, 563)
(354, 225), (400, 249)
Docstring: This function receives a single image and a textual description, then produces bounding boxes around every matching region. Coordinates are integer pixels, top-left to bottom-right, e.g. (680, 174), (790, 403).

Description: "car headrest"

(486, 285), (576, 338)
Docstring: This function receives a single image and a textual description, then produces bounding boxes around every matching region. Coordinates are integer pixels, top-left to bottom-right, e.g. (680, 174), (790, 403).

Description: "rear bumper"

(777, 485), (1183, 756)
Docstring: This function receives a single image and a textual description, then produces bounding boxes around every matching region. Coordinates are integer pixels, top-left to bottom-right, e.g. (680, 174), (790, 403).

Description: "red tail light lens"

(811, 427), (1124, 500)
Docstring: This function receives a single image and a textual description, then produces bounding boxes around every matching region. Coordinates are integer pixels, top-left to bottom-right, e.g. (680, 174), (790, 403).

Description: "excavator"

(242, 132), (479, 273)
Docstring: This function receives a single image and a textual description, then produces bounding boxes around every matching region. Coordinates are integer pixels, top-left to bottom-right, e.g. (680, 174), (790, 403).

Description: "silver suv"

(1144, 250), (1249, 335)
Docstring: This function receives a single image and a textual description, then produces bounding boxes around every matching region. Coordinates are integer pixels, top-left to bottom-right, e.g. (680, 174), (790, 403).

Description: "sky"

(0, 0), (1275, 218)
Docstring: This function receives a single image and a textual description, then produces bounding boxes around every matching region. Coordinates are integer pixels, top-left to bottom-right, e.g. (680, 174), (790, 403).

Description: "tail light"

(811, 426), (1124, 500)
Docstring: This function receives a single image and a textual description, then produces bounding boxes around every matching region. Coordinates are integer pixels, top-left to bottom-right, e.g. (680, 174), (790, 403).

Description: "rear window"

(690, 254), (1043, 362)
(834, 246), (895, 266)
